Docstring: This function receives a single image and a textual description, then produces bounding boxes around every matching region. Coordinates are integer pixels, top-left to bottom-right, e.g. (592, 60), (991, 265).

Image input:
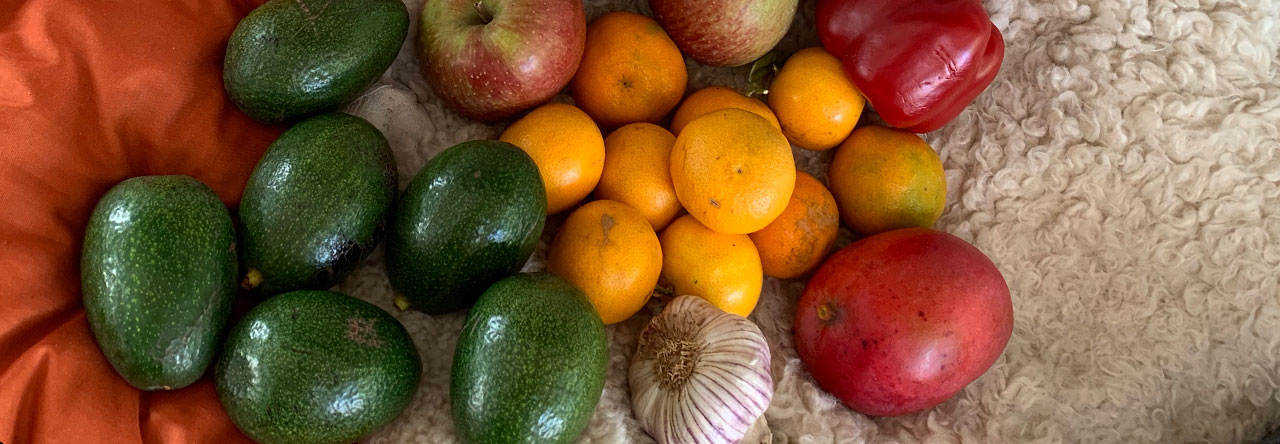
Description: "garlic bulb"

(629, 295), (774, 444)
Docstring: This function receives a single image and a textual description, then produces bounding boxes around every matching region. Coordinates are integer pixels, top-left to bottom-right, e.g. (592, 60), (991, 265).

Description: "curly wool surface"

(337, 0), (1280, 442)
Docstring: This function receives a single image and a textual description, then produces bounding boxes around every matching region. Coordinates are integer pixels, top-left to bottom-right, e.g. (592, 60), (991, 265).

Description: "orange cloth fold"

(1, 0), (281, 442)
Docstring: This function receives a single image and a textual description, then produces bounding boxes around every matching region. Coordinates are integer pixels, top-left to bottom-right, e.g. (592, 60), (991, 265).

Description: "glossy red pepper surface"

(816, 0), (1005, 132)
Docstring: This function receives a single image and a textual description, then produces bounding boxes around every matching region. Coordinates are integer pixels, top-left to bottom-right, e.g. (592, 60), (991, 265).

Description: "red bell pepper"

(816, 0), (1005, 133)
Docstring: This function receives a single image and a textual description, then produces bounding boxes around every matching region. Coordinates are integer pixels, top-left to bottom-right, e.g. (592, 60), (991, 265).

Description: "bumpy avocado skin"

(238, 112), (397, 296)
(223, 0), (409, 123)
(450, 273), (608, 444)
(216, 290), (421, 444)
(386, 140), (547, 314)
(81, 175), (238, 390)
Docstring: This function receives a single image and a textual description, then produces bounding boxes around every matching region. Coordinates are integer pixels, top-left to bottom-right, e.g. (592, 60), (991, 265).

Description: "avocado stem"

(393, 293), (412, 312)
(241, 268), (263, 291)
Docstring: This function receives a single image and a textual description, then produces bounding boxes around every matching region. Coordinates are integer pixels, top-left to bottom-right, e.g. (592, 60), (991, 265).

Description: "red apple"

(649, 0), (798, 67)
(794, 228), (1013, 417)
(418, 0), (585, 121)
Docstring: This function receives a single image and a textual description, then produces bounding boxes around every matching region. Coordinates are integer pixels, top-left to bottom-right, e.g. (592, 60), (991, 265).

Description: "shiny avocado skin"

(215, 290), (421, 444)
(386, 140), (546, 314)
(451, 273), (607, 444)
(224, 0), (409, 123)
(81, 175), (238, 390)
(239, 112), (397, 297)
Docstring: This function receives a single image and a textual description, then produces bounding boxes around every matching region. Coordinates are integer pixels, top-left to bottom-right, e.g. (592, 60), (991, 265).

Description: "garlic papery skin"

(629, 295), (774, 444)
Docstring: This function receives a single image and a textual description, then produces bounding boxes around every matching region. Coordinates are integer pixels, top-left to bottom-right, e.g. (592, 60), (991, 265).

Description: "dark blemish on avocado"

(347, 316), (383, 347)
(284, 344), (315, 356)
(709, 198), (720, 208)
(313, 237), (363, 286)
(473, 170), (481, 179)
(600, 213), (615, 245)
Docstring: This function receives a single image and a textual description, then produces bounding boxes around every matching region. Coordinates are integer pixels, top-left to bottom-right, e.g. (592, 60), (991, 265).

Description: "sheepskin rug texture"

(333, 0), (1280, 442)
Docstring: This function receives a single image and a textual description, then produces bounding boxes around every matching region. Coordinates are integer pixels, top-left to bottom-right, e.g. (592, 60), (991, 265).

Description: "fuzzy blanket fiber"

(332, 0), (1280, 442)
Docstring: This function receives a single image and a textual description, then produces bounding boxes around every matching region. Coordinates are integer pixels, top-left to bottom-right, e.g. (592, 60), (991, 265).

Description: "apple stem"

(473, 1), (492, 24)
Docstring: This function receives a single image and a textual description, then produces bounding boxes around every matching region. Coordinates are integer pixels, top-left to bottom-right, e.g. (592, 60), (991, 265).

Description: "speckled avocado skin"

(386, 140), (546, 314)
(239, 113), (397, 296)
(215, 290), (421, 444)
(81, 175), (238, 391)
(224, 0), (409, 123)
(450, 273), (607, 444)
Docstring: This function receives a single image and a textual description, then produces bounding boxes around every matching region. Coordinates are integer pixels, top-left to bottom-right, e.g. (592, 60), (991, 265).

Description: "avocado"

(239, 113), (397, 296)
(224, 0), (409, 123)
(451, 273), (607, 444)
(81, 175), (238, 390)
(215, 290), (421, 444)
(386, 140), (546, 314)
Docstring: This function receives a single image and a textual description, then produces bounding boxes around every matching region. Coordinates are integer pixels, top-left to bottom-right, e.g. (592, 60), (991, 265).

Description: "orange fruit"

(828, 125), (946, 235)
(670, 108), (795, 234)
(547, 200), (663, 324)
(748, 171), (840, 279)
(658, 215), (762, 317)
(570, 11), (687, 128)
(595, 123), (681, 231)
(669, 86), (780, 135)
(499, 102), (605, 215)
(768, 47), (865, 151)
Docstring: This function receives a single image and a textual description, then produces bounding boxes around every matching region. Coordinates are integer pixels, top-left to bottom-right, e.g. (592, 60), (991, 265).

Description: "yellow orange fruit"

(499, 102), (605, 214)
(669, 86), (780, 135)
(658, 215), (762, 317)
(768, 47), (865, 151)
(748, 171), (840, 279)
(571, 11), (688, 128)
(595, 123), (681, 231)
(828, 125), (947, 235)
(547, 200), (663, 324)
(670, 108), (795, 234)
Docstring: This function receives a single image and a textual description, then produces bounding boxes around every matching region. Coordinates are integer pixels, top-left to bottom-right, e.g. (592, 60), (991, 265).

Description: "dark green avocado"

(386, 140), (546, 314)
(239, 112), (397, 297)
(215, 290), (421, 444)
(224, 0), (409, 123)
(81, 175), (238, 390)
(451, 273), (607, 444)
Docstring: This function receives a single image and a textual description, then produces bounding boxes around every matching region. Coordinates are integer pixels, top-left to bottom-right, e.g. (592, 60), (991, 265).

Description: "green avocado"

(81, 175), (238, 390)
(239, 112), (397, 297)
(215, 290), (421, 444)
(451, 273), (607, 444)
(386, 140), (546, 314)
(224, 0), (409, 123)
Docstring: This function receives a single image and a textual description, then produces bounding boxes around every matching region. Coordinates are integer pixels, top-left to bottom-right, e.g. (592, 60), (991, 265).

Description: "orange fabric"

(0, 0), (280, 442)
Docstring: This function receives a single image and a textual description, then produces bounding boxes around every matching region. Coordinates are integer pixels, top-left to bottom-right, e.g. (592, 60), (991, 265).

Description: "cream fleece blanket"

(334, 0), (1280, 442)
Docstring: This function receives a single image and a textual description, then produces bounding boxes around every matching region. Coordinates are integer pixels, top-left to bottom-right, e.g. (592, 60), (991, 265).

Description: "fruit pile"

(77, 0), (1013, 443)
